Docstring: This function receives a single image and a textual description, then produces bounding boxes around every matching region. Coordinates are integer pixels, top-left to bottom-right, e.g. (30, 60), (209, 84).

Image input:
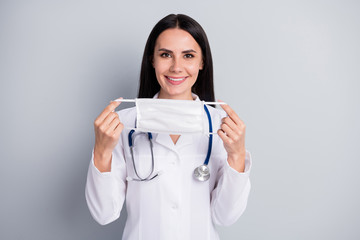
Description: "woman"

(86, 14), (252, 240)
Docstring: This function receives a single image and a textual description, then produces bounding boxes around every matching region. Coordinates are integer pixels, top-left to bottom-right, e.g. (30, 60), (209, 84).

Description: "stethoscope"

(128, 104), (213, 182)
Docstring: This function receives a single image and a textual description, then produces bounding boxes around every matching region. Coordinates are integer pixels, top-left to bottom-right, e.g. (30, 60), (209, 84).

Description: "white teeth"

(168, 77), (186, 81)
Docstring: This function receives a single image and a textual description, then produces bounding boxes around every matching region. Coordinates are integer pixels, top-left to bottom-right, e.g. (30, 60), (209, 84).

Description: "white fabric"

(135, 98), (205, 134)
(85, 93), (252, 240)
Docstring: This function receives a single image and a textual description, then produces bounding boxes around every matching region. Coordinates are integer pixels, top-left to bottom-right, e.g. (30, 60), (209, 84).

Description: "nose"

(169, 57), (182, 73)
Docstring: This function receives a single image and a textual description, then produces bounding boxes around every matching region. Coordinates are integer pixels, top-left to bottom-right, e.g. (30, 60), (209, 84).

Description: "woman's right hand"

(93, 99), (124, 172)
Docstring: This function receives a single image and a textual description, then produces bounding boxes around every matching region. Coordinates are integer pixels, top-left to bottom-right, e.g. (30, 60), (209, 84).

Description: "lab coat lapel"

(153, 133), (176, 152)
(174, 134), (194, 148)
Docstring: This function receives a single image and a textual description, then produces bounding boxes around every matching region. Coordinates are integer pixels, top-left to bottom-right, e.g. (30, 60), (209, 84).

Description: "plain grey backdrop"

(1, 0), (359, 239)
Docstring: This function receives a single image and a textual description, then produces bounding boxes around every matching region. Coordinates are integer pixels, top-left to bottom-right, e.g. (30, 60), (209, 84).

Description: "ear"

(199, 60), (204, 70)
(150, 56), (154, 68)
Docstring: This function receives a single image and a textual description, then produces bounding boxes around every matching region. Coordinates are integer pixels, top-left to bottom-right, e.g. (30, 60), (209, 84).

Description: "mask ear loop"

(112, 99), (227, 105)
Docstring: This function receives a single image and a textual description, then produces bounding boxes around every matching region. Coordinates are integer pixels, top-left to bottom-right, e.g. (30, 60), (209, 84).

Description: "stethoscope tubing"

(203, 104), (213, 166)
(128, 104), (213, 182)
(129, 131), (158, 181)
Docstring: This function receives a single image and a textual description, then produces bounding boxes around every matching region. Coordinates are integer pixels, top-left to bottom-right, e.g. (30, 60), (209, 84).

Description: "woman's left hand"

(217, 102), (246, 173)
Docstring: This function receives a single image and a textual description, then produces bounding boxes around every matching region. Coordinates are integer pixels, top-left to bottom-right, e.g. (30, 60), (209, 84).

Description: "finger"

(102, 112), (119, 128)
(113, 121), (124, 135)
(218, 100), (243, 126)
(96, 98), (122, 123)
(222, 116), (238, 131)
(218, 128), (231, 144)
(106, 115), (121, 132)
(221, 122), (237, 140)
(106, 120), (123, 139)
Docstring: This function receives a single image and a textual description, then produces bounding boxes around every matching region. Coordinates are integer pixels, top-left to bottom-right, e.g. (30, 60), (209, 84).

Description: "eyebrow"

(158, 48), (197, 54)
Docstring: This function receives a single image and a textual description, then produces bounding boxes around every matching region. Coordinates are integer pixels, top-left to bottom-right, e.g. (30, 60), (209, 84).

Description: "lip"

(165, 76), (188, 85)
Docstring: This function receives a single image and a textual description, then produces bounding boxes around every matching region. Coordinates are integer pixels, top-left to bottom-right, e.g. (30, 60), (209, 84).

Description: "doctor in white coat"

(86, 14), (252, 240)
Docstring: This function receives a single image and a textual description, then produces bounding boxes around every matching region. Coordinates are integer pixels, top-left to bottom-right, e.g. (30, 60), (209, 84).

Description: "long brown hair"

(137, 14), (215, 102)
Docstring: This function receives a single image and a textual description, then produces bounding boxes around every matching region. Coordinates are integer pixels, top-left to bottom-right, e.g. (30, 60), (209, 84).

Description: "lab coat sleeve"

(85, 137), (127, 225)
(210, 149), (252, 226)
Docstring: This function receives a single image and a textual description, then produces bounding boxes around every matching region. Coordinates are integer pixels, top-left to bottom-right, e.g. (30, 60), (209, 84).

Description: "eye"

(184, 54), (194, 58)
(160, 52), (171, 58)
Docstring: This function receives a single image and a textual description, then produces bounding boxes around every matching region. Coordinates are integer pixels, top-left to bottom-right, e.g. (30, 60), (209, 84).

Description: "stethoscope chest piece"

(193, 164), (210, 182)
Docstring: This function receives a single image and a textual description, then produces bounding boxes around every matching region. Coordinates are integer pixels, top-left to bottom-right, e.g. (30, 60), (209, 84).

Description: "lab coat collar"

(151, 92), (198, 150)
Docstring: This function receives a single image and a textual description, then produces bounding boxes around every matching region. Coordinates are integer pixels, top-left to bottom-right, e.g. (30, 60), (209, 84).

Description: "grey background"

(0, 0), (359, 239)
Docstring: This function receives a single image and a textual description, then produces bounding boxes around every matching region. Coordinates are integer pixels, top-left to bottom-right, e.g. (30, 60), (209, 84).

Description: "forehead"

(155, 28), (201, 51)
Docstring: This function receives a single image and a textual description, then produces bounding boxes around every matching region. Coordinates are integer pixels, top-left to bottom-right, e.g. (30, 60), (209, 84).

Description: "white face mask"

(117, 98), (224, 135)
(136, 98), (205, 134)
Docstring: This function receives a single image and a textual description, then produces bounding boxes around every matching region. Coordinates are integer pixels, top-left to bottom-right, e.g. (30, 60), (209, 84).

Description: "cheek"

(154, 60), (169, 74)
(186, 63), (201, 76)
(153, 61), (168, 85)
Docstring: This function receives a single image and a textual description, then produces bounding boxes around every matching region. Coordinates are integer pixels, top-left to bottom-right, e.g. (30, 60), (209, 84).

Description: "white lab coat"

(85, 94), (252, 240)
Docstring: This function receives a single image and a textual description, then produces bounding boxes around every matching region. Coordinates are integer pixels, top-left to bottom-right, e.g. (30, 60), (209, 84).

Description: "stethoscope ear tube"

(128, 129), (135, 147)
(129, 131), (157, 181)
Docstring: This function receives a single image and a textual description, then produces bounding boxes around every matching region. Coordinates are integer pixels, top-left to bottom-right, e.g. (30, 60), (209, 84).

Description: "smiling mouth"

(166, 76), (187, 81)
